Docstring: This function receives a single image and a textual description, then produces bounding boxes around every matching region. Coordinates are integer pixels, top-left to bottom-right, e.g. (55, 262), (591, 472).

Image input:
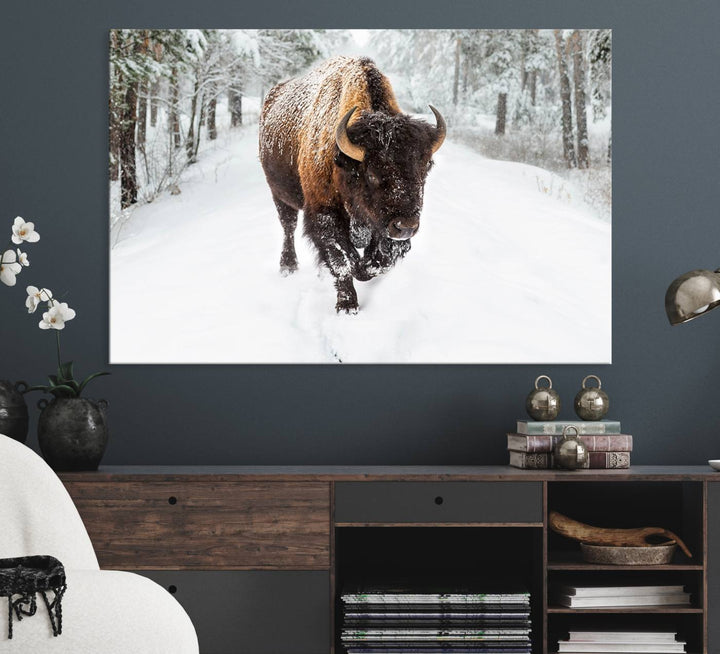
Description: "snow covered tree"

(370, 30), (457, 112)
(553, 30), (576, 168)
(110, 30), (149, 207)
(256, 29), (327, 93)
(483, 30), (522, 136)
(588, 29), (612, 162)
(589, 29), (612, 121)
(453, 36), (461, 106)
(570, 30), (589, 169)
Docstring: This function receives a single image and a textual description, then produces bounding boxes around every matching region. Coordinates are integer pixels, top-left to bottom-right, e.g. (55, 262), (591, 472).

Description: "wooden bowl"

(580, 542), (677, 565)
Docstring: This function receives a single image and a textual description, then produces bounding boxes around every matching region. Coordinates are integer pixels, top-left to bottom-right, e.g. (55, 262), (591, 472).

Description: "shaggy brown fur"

(259, 56), (444, 313)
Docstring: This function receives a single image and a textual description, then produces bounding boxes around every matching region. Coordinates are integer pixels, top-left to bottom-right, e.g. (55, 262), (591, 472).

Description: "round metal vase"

(554, 425), (589, 470)
(525, 375), (561, 421)
(0, 381), (30, 443)
(37, 398), (109, 471)
(574, 374), (609, 421)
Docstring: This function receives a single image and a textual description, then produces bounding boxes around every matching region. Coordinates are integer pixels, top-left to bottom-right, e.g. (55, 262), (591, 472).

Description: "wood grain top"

(58, 465), (720, 482)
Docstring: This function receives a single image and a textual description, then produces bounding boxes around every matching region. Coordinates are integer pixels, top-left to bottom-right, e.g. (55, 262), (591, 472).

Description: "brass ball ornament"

(554, 425), (589, 470)
(525, 375), (561, 421)
(574, 374), (609, 421)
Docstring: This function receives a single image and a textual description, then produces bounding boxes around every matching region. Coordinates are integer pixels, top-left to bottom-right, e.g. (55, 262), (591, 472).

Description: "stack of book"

(340, 586), (532, 653)
(507, 420), (632, 469)
(557, 630), (687, 653)
(551, 584), (691, 609)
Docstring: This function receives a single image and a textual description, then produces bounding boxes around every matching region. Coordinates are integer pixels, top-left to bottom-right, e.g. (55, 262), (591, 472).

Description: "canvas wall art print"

(109, 29), (611, 363)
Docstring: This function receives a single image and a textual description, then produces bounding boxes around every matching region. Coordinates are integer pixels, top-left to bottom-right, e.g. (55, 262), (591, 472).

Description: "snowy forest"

(109, 29), (611, 227)
(109, 29), (612, 364)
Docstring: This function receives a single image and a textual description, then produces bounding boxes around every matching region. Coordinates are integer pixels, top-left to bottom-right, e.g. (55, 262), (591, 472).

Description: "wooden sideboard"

(60, 466), (720, 654)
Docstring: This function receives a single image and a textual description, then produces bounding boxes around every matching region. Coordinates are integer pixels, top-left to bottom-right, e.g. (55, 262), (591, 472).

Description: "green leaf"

(78, 371), (110, 396)
(49, 384), (78, 398)
(48, 375), (58, 387)
(25, 384), (50, 394)
(58, 361), (74, 383)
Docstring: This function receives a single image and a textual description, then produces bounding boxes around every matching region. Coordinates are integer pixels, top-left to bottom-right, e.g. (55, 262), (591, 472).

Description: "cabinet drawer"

(138, 570), (330, 654)
(65, 481), (330, 569)
(334, 481), (542, 524)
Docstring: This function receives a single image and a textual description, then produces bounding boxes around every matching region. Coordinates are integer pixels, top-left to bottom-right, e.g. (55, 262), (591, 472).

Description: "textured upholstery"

(0, 434), (199, 653)
(0, 435), (98, 569)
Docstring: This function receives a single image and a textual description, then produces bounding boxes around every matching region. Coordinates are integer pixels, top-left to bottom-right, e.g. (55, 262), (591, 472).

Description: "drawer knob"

(168, 585), (177, 594)
(434, 496), (444, 505)
(168, 496), (178, 505)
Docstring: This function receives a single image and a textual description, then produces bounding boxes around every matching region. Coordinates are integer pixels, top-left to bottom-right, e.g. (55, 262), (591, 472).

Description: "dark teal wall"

(2, 0), (719, 465)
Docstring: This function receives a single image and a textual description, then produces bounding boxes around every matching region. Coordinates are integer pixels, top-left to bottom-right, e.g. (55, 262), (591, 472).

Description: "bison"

(259, 56), (445, 313)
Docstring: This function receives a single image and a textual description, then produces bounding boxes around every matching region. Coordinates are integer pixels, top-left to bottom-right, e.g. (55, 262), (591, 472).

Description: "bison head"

(333, 106), (445, 241)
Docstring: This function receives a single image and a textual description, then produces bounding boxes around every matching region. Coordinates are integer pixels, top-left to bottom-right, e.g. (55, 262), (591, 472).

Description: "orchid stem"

(56, 330), (62, 370)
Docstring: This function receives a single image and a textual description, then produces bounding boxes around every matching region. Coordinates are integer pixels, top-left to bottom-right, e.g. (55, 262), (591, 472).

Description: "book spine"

(507, 434), (633, 453)
(580, 451), (631, 469)
(517, 420), (621, 435)
(550, 452), (630, 469)
(510, 451), (630, 469)
(509, 451), (550, 469)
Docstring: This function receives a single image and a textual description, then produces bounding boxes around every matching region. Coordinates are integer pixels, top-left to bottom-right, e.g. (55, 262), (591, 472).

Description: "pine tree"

(588, 29), (612, 121)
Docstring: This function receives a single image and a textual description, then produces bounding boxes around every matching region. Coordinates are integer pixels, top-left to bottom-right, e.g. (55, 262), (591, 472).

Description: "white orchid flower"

(39, 301), (76, 330)
(16, 249), (29, 266)
(0, 250), (22, 286)
(11, 217), (40, 245)
(26, 285), (52, 313)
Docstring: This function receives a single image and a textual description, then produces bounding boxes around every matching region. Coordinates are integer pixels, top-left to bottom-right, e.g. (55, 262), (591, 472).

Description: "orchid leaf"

(25, 384), (50, 393)
(49, 384), (77, 398)
(58, 361), (74, 383)
(78, 371), (110, 395)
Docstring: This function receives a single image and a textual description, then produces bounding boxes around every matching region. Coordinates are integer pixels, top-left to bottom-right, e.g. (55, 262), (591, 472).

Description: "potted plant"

(1, 216), (109, 470)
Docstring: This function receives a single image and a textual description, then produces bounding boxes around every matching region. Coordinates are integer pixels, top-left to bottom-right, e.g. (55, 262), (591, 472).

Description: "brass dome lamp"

(665, 268), (720, 325)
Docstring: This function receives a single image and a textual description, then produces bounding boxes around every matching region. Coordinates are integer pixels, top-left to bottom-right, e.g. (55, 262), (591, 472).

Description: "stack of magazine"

(340, 585), (532, 653)
(556, 631), (686, 653)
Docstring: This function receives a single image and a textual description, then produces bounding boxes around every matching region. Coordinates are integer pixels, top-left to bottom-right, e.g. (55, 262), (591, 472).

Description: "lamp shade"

(665, 268), (720, 325)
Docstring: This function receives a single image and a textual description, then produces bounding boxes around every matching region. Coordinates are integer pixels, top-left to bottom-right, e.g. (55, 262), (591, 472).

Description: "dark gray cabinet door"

(137, 570), (330, 654)
(335, 481), (542, 523)
(709, 483), (720, 654)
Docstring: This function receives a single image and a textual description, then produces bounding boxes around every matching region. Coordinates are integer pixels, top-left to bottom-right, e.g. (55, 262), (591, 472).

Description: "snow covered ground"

(110, 109), (611, 364)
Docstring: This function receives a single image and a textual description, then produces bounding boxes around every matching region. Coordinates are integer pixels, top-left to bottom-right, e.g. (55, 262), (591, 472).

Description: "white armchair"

(0, 434), (199, 653)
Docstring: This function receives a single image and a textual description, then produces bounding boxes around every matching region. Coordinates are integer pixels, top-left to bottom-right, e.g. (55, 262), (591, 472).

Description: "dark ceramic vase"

(0, 380), (29, 443)
(37, 397), (109, 471)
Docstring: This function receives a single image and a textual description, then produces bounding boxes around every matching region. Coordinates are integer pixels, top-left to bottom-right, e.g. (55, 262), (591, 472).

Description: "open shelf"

(546, 610), (704, 654)
(547, 550), (702, 571)
(335, 526), (543, 654)
(547, 481), (705, 563)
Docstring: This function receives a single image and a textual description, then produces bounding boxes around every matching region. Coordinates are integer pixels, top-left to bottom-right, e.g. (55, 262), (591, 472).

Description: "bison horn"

(429, 105), (446, 154)
(336, 107), (365, 162)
